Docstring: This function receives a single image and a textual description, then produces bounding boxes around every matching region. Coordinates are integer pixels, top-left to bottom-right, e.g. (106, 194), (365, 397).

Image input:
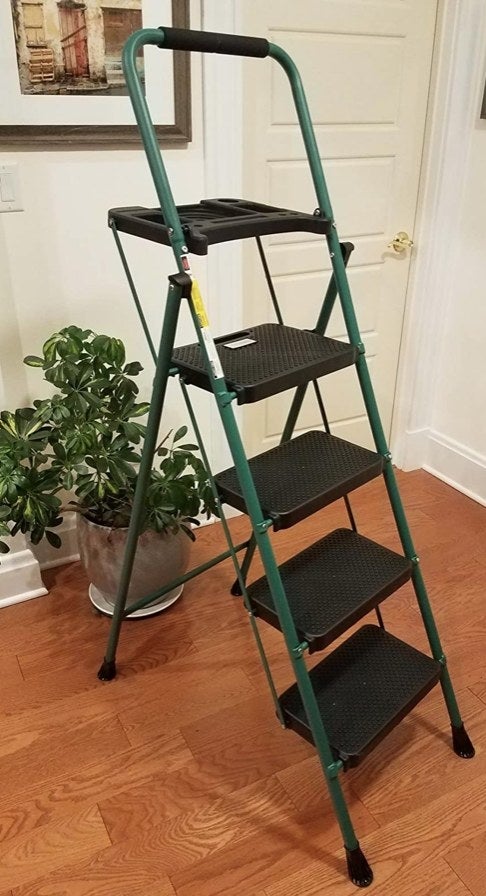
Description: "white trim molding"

(393, 0), (486, 472)
(0, 534), (47, 610)
(397, 426), (430, 473)
(424, 430), (486, 506)
(0, 517), (81, 609)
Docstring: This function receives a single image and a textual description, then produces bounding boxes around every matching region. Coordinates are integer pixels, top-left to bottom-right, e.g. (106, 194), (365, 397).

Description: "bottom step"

(280, 625), (441, 768)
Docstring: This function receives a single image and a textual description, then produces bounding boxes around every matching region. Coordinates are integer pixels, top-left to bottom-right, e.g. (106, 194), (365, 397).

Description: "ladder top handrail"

(156, 25), (269, 58)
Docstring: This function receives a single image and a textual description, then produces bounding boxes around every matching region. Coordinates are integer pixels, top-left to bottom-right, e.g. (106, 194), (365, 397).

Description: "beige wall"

(0, 2), (209, 441)
(431, 121), (486, 457)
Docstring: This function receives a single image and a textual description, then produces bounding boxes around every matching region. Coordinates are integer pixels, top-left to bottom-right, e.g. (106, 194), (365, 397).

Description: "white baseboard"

(424, 430), (486, 507)
(393, 427), (430, 472)
(389, 426), (486, 506)
(0, 546), (47, 609)
(0, 516), (80, 609)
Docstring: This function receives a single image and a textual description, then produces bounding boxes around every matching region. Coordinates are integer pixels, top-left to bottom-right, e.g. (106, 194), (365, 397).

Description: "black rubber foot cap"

(346, 844), (373, 888)
(98, 659), (117, 681)
(452, 723), (475, 759)
(230, 579), (243, 596)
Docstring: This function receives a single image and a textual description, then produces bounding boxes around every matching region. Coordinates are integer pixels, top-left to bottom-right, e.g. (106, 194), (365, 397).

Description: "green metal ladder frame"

(98, 25), (474, 888)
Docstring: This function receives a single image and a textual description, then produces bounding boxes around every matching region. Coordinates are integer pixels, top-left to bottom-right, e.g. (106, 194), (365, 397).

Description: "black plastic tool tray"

(280, 625), (441, 767)
(109, 198), (331, 254)
(248, 528), (412, 651)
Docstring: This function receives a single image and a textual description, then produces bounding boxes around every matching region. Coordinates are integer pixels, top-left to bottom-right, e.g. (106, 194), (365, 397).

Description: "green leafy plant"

(0, 326), (217, 555)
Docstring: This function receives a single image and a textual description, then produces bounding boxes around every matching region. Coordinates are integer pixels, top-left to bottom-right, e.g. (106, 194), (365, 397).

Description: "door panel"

(270, 33), (403, 125)
(59, 8), (88, 78)
(242, 1), (438, 454)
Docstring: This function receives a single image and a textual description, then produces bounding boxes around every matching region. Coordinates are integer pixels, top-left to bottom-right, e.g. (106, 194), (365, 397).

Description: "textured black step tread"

(172, 323), (357, 405)
(109, 198), (331, 255)
(216, 431), (383, 529)
(248, 529), (412, 651)
(280, 625), (441, 767)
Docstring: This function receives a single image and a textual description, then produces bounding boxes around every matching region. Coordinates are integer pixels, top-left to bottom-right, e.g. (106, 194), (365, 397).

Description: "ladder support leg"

(354, 355), (474, 757)
(290, 656), (373, 887)
(345, 844), (374, 889)
(307, 199), (476, 759)
(451, 720), (476, 759)
(328, 773), (373, 887)
(98, 280), (183, 680)
(230, 534), (256, 595)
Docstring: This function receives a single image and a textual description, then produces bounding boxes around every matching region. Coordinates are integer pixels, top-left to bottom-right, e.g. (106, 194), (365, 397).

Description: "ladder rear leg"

(98, 278), (183, 680)
(346, 846), (373, 888)
(325, 774), (373, 887)
(451, 721), (475, 759)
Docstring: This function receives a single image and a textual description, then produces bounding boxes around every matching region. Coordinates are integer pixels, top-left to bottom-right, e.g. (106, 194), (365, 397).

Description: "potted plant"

(0, 325), (217, 616)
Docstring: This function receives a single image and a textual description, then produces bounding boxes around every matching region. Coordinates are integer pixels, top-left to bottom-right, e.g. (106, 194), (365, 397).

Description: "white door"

(241, 0), (438, 454)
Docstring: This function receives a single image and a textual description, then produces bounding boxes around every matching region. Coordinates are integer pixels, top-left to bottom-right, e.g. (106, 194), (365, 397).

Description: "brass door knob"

(388, 231), (414, 253)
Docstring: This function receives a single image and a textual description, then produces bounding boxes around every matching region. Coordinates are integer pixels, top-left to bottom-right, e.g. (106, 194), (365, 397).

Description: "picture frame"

(0, 0), (191, 148)
(481, 78), (486, 120)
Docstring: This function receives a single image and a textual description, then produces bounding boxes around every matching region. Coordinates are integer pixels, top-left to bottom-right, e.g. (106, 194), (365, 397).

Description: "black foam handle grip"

(158, 26), (269, 58)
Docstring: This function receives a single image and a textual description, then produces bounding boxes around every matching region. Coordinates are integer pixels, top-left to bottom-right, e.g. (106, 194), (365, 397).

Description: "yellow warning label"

(191, 279), (209, 329)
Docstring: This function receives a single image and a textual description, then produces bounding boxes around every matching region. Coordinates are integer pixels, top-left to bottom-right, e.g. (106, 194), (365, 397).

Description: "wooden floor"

(1, 469), (486, 895)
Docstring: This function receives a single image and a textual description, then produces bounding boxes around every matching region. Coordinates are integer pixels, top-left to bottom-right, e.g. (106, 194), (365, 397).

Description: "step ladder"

(98, 25), (475, 888)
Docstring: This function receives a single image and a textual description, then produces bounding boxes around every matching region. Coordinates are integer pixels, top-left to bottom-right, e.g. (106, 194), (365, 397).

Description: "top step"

(109, 198), (331, 255)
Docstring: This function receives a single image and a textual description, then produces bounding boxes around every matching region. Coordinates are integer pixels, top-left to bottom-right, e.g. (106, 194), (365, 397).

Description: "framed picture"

(0, 0), (191, 147)
(481, 79), (486, 120)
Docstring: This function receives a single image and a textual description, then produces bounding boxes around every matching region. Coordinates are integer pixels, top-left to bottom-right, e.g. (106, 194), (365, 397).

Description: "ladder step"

(248, 528), (412, 651)
(172, 323), (357, 404)
(216, 431), (383, 529)
(279, 625), (441, 768)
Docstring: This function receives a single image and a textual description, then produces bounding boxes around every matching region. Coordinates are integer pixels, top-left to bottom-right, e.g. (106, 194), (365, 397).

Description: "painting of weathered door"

(58, 6), (88, 78)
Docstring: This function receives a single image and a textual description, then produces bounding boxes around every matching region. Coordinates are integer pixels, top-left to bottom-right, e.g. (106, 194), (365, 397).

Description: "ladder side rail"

(120, 26), (380, 878)
(122, 30), (187, 264)
(255, 236), (284, 325)
(269, 43), (464, 727)
(98, 278), (184, 679)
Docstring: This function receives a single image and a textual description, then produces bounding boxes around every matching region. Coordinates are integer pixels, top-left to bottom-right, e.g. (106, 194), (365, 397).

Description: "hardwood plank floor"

(1, 470), (485, 894)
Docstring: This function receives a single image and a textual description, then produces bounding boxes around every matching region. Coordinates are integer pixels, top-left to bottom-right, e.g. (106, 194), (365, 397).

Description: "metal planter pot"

(77, 515), (192, 618)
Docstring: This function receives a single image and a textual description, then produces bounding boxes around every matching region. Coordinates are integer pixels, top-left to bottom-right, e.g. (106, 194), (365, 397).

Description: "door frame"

(202, 0), (482, 472)
(391, 0), (486, 469)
